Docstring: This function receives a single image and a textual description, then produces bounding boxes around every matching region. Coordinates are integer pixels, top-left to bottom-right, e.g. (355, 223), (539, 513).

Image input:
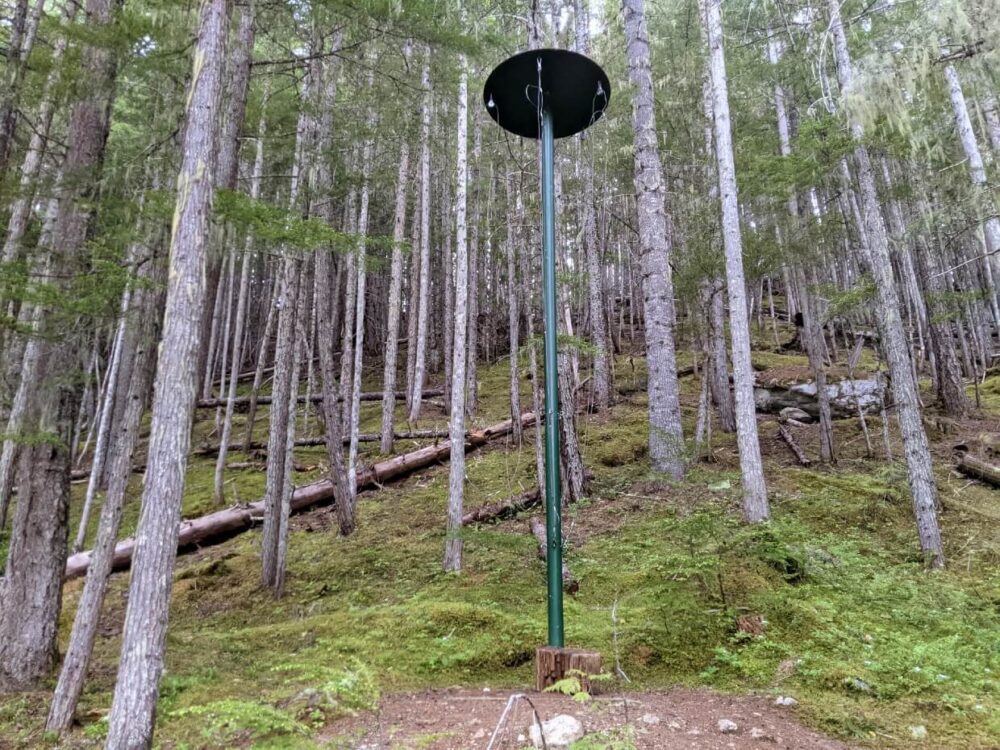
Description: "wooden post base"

(535, 646), (603, 693)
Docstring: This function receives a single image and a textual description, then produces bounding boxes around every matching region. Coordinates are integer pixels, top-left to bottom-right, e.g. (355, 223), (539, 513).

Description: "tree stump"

(535, 646), (602, 693)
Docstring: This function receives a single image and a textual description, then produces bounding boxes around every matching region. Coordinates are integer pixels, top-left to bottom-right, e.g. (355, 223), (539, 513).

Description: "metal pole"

(540, 105), (564, 648)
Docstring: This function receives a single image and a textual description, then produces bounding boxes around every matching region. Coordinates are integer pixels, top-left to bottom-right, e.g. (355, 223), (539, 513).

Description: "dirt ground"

(323, 688), (856, 749)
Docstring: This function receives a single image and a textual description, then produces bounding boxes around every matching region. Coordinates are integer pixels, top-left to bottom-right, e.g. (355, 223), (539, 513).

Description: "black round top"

(483, 48), (611, 140)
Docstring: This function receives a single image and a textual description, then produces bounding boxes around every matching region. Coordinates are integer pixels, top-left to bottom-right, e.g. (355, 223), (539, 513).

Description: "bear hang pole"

(483, 48), (610, 653)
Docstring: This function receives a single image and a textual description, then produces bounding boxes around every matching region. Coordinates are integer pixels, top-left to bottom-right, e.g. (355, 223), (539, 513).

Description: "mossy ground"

(1, 340), (999, 749)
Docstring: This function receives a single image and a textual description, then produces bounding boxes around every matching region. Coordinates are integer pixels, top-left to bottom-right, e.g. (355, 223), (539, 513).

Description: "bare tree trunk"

(243, 271), (278, 449)
(261, 256), (301, 591)
(444, 56), (469, 573)
(215, 98), (267, 503)
(622, 0), (686, 479)
(73, 277), (132, 551)
(944, 63), (1000, 317)
(0, 0), (32, 173)
(0, 0), (122, 691)
(312, 49), (354, 536)
(348, 88), (377, 507)
(707, 281), (736, 432)
(409, 50), (433, 422)
(104, 0), (230, 743)
(47, 243), (164, 734)
(381, 139), (411, 453)
(575, 0), (611, 411)
(982, 92), (1000, 156)
(1, 1), (75, 266)
(465, 121), (482, 416)
(913, 207), (968, 418)
(704, 0), (768, 520)
(506, 169), (523, 442)
(827, 0), (943, 567)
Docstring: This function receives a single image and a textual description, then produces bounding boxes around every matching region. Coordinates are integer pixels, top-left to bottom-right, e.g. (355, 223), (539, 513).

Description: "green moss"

(3, 357), (999, 749)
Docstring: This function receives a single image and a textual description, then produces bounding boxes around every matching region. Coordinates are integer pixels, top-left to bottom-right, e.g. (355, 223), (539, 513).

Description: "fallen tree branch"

(462, 488), (541, 525)
(64, 412), (536, 580)
(777, 424), (812, 467)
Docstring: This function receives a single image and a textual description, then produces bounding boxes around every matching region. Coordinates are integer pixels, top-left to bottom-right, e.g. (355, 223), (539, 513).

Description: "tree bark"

(827, 0), (943, 567)
(47, 244), (164, 733)
(445, 56), (470, 573)
(381, 139), (411, 453)
(622, 0), (686, 479)
(577, 0), (612, 411)
(215, 96), (267, 503)
(0, 0), (122, 692)
(704, 0), (769, 520)
(104, 0), (231, 743)
(409, 50), (434, 422)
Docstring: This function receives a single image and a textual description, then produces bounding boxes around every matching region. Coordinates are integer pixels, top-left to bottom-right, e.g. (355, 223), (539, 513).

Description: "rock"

(517, 734), (527, 743)
(774, 696), (798, 707)
(750, 727), (768, 739)
(472, 728), (487, 740)
(910, 725), (928, 740)
(530, 715), (585, 749)
(846, 677), (872, 693)
(668, 719), (684, 730)
(779, 407), (812, 423)
(717, 719), (738, 734)
(640, 713), (660, 725)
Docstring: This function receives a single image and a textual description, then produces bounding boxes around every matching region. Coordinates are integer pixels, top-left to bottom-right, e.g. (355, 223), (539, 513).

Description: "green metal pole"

(540, 105), (564, 648)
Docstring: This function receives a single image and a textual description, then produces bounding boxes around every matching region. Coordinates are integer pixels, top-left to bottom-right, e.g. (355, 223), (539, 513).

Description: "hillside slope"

(1, 352), (998, 749)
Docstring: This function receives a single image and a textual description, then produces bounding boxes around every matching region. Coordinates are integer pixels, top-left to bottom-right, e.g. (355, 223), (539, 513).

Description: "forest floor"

(1, 332), (999, 749)
(320, 687), (854, 749)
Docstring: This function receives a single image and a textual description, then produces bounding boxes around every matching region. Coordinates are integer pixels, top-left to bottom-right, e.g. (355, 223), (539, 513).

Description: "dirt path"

(323, 688), (855, 749)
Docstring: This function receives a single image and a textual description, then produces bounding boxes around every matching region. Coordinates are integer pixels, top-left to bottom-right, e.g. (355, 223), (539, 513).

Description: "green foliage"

(170, 699), (309, 747)
(568, 725), (638, 750)
(213, 190), (377, 253)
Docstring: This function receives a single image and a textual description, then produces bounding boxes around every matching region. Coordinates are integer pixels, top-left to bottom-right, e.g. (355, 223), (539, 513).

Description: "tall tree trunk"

(215, 98), (267, 503)
(506, 168), (523, 442)
(381, 139), (411, 453)
(47, 241), (165, 734)
(622, 0), (686, 479)
(943, 63), (1000, 317)
(104, 0), (231, 743)
(577, 0), (612, 411)
(767, 32), (833, 461)
(826, 0), (943, 567)
(704, 0), (769, 520)
(348, 90), (376, 508)
(262, 69), (314, 590)
(312, 47), (354, 536)
(444, 56), (469, 573)
(409, 50), (434, 422)
(0, 0), (122, 692)
(465, 121), (482, 416)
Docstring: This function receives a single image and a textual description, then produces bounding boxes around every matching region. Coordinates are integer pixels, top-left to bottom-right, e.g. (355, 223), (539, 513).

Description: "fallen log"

(195, 388), (443, 410)
(226, 461), (316, 472)
(955, 452), (1000, 487)
(64, 412), (536, 580)
(462, 488), (541, 525)
(777, 424), (811, 467)
(529, 516), (579, 595)
(192, 430), (451, 456)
